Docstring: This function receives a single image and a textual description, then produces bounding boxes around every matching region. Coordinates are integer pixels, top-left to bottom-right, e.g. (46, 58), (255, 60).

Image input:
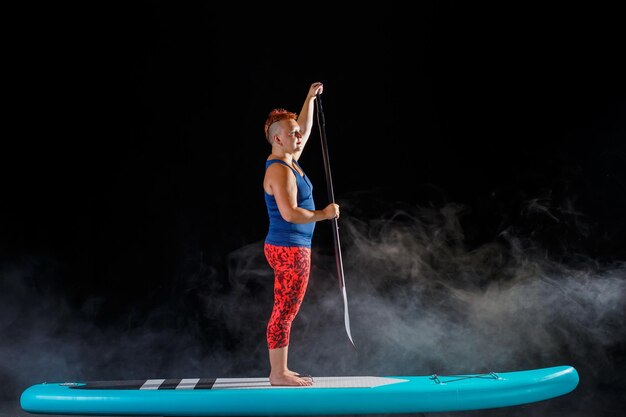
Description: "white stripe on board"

(140, 379), (165, 390)
(176, 378), (200, 390)
(211, 376), (408, 389)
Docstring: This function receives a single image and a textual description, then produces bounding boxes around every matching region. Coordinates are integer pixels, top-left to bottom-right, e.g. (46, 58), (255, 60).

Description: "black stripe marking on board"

(158, 379), (182, 390)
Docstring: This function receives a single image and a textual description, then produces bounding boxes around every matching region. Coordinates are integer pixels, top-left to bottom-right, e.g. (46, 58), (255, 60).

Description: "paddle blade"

(342, 285), (356, 349)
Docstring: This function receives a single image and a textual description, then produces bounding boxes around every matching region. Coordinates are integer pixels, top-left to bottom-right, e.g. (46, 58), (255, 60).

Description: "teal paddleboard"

(20, 365), (579, 416)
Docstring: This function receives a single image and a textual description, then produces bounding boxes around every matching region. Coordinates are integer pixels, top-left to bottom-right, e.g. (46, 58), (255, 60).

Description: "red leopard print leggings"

(264, 243), (311, 350)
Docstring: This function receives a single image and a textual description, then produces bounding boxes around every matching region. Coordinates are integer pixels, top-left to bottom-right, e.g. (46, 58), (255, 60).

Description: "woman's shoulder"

(266, 158), (289, 168)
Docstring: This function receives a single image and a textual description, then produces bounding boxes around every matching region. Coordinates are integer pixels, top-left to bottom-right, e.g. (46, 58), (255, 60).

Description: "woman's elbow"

(281, 211), (296, 223)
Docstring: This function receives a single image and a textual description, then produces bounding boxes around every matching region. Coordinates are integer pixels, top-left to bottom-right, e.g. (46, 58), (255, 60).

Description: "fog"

(2, 195), (624, 416)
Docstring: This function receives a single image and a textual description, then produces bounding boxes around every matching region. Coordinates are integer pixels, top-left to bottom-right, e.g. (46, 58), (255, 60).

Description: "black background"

(2, 2), (625, 417)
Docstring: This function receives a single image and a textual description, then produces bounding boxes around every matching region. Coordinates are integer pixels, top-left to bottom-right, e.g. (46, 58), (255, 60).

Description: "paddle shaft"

(315, 93), (355, 349)
(315, 94), (343, 288)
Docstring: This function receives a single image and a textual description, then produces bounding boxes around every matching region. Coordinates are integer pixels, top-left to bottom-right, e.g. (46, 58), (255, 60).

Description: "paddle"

(315, 92), (356, 349)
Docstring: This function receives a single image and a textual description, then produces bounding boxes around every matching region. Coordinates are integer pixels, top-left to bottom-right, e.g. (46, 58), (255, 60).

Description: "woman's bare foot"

(286, 370), (313, 382)
(270, 371), (313, 386)
(267, 347), (313, 386)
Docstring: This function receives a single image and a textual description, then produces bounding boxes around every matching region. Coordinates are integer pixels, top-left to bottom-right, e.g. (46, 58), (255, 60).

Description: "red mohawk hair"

(264, 108), (298, 141)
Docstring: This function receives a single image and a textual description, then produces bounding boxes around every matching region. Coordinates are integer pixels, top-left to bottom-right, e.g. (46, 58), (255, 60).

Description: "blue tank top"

(264, 159), (316, 247)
